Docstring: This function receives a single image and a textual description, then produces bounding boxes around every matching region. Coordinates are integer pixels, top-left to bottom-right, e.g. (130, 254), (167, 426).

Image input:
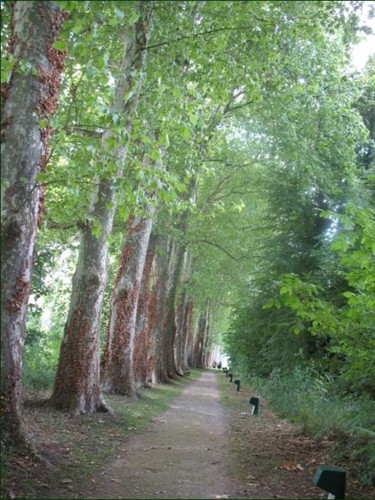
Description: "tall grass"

(248, 367), (375, 486)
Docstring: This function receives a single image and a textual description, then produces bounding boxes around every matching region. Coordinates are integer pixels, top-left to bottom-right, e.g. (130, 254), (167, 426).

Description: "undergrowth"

(248, 367), (375, 487)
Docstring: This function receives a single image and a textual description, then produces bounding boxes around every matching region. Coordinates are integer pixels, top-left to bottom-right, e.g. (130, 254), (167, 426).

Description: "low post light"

(249, 396), (259, 415)
(312, 465), (346, 499)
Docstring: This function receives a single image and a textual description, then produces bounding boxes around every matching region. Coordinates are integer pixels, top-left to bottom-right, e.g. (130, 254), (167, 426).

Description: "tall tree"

(133, 231), (158, 387)
(174, 249), (193, 375)
(51, 1), (154, 414)
(101, 152), (162, 396)
(1, 1), (66, 448)
(147, 233), (178, 383)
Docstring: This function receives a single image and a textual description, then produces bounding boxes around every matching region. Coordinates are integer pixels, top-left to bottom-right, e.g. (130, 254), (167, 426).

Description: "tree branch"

(192, 239), (251, 261)
(64, 126), (104, 138)
(46, 220), (78, 230)
(140, 24), (256, 51)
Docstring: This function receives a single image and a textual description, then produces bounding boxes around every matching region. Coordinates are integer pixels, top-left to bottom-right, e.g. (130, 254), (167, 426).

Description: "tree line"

(1, 0), (374, 471)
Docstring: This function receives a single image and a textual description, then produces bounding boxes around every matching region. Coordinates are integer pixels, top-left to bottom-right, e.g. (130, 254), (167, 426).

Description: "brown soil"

(1, 370), (373, 499)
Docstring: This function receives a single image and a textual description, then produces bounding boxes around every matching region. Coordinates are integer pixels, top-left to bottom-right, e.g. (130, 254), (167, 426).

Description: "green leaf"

(38, 119), (49, 128)
(52, 40), (67, 52)
(106, 137), (117, 150)
(91, 220), (102, 239)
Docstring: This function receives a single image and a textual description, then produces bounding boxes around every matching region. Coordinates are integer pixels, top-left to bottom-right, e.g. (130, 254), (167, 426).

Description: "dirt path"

(88, 371), (245, 499)
(4, 370), (372, 499)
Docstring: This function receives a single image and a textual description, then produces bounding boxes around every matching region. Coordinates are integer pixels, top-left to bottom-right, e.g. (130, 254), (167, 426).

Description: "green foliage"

(24, 239), (78, 390)
(3, 0), (369, 477)
(249, 367), (375, 486)
(267, 204), (375, 396)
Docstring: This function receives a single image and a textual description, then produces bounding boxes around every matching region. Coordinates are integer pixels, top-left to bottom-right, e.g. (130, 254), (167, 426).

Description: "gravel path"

(90, 371), (246, 499)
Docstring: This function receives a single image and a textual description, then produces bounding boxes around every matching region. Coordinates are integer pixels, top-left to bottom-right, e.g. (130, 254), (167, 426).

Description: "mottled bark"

(184, 300), (195, 368)
(146, 234), (184, 383)
(50, 199), (115, 414)
(1, 1), (66, 448)
(175, 287), (189, 375)
(191, 302), (211, 369)
(192, 309), (207, 369)
(174, 250), (192, 375)
(134, 233), (157, 387)
(139, 235), (185, 383)
(51, 2), (153, 413)
(202, 304), (212, 367)
(164, 241), (186, 378)
(101, 151), (163, 396)
(101, 213), (154, 396)
(148, 234), (172, 383)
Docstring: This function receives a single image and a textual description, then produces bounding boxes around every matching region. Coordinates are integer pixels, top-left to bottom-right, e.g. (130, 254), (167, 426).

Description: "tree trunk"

(184, 300), (194, 369)
(101, 151), (162, 396)
(51, 2), (153, 413)
(174, 250), (192, 375)
(146, 234), (184, 383)
(192, 303), (210, 369)
(50, 197), (116, 414)
(202, 303), (212, 367)
(134, 232), (157, 387)
(164, 241), (186, 378)
(175, 287), (189, 375)
(148, 234), (172, 383)
(101, 211), (154, 396)
(1, 1), (66, 448)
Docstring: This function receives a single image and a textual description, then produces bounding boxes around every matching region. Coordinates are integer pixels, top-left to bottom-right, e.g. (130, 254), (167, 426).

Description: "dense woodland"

(1, 0), (374, 486)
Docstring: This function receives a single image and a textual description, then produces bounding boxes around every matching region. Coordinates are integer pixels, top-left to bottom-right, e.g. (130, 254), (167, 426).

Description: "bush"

(22, 344), (58, 391)
(248, 367), (375, 486)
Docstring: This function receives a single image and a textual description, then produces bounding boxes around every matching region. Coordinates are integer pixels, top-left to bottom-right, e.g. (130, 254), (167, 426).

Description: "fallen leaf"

(279, 462), (294, 471)
(295, 464), (304, 471)
(61, 479), (73, 484)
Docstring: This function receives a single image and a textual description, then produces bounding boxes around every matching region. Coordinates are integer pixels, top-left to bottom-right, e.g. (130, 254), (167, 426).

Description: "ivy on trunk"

(1, 0), (66, 449)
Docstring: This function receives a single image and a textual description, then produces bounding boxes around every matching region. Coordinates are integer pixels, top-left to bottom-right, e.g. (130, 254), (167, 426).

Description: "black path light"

(249, 396), (259, 415)
(234, 379), (240, 391)
(228, 373), (233, 382)
(312, 465), (346, 499)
